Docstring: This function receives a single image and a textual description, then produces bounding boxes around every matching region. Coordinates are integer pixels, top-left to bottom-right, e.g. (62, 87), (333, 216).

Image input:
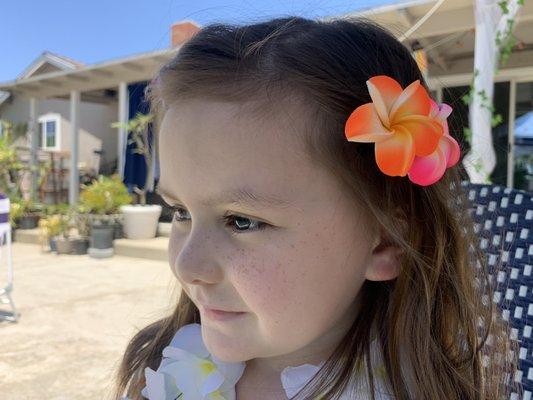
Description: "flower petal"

(211, 354), (246, 387)
(375, 127), (416, 176)
(366, 75), (403, 129)
(143, 367), (180, 400)
(407, 147), (447, 186)
(159, 361), (200, 397)
(441, 133), (461, 168)
(280, 361), (325, 399)
(162, 346), (200, 362)
(345, 103), (392, 143)
(207, 390), (227, 400)
(395, 115), (443, 157)
(390, 80), (431, 121)
(429, 99), (440, 118)
(200, 369), (225, 396)
(168, 323), (210, 359)
(437, 103), (453, 120)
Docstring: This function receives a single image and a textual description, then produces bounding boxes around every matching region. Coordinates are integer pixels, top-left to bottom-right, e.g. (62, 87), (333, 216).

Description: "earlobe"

(365, 227), (403, 281)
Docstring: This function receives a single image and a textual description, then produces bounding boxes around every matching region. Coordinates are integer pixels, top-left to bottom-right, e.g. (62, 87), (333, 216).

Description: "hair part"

(113, 15), (520, 400)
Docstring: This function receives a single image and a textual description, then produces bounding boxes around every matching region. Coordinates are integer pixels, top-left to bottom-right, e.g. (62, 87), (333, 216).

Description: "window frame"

(37, 113), (61, 151)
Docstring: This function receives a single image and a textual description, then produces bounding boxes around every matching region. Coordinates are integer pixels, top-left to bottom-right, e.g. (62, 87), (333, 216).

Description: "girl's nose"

(174, 226), (225, 286)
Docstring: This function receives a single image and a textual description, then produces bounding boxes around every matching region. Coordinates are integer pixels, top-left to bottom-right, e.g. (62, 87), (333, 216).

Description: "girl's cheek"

(231, 251), (293, 316)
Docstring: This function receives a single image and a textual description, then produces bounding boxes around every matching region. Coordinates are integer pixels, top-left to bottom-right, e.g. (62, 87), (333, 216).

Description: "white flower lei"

(122, 323), (393, 400)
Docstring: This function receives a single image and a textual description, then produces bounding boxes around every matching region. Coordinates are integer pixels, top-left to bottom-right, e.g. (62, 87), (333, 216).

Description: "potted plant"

(8, 199), (24, 240)
(0, 121), (24, 200)
(69, 205), (90, 255)
(11, 199), (42, 229)
(38, 214), (68, 253)
(79, 174), (132, 258)
(112, 112), (162, 239)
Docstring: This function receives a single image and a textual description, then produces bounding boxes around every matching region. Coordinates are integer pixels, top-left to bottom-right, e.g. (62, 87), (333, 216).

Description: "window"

(37, 114), (61, 150)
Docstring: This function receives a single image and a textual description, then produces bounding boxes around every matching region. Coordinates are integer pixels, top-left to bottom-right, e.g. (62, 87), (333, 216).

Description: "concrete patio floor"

(0, 242), (179, 400)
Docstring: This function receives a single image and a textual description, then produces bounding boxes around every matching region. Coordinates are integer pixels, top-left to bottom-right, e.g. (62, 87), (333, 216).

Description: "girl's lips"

(202, 306), (247, 321)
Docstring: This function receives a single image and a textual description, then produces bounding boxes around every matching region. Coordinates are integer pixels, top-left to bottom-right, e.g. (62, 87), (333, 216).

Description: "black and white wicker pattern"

(460, 181), (532, 400)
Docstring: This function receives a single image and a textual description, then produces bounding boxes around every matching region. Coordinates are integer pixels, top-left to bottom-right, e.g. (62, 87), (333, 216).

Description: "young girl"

(113, 16), (520, 400)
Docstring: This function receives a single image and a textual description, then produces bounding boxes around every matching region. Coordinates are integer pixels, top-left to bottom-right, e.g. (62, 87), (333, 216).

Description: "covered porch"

(337, 0), (533, 190)
(0, 47), (179, 205)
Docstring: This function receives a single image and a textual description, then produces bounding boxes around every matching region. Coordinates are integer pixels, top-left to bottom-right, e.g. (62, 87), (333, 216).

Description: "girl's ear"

(364, 224), (404, 282)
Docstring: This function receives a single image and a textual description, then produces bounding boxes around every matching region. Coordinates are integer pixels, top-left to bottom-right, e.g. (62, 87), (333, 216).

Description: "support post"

(28, 97), (38, 202)
(69, 90), (80, 205)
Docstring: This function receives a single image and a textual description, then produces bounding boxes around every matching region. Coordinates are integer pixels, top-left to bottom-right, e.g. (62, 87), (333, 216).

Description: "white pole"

(463, 0), (522, 183)
(118, 82), (128, 179)
(28, 97), (38, 202)
(69, 90), (80, 205)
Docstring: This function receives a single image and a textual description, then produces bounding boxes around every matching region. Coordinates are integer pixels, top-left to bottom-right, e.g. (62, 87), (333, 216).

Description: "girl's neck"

(235, 298), (361, 399)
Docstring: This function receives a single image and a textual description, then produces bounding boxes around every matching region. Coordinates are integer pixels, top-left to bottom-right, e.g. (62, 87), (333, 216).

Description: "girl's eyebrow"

(156, 185), (294, 210)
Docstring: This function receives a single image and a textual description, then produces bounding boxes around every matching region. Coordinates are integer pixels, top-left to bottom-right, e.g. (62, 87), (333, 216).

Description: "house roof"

(18, 51), (85, 80)
(328, 0), (533, 82)
(0, 47), (179, 100)
(0, 51), (86, 106)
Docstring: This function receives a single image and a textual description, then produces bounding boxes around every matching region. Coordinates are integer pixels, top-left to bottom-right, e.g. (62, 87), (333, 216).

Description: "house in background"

(0, 52), (119, 175)
(0, 20), (200, 205)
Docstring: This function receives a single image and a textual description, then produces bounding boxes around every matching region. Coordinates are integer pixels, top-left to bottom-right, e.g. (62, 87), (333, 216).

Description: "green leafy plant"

(38, 214), (69, 240)
(0, 129), (23, 199)
(42, 202), (70, 216)
(79, 174), (132, 215)
(8, 201), (24, 227)
(111, 112), (155, 205)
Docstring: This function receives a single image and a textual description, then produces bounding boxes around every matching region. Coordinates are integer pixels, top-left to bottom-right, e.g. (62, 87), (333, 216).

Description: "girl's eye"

(168, 205), (268, 233)
(222, 214), (269, 233)
(171, 206), (191, 223)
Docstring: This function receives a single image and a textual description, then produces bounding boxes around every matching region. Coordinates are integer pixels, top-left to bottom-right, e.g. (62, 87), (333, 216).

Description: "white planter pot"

(120, 204), (162, 239)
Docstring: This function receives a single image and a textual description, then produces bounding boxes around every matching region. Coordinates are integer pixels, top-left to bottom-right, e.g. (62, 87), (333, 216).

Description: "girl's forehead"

(159, 99), (310, 169)
(157, 100), (340, 208)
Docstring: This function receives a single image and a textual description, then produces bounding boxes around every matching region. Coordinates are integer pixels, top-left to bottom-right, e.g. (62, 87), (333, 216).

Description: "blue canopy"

(515, 111), (533, 139)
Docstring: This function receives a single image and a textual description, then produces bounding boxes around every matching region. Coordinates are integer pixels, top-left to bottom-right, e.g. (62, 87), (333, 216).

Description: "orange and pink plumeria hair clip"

(344, 75), (460, 186)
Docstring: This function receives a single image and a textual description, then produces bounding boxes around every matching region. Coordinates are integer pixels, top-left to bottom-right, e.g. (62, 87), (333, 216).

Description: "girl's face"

(158, 98), (386, 364)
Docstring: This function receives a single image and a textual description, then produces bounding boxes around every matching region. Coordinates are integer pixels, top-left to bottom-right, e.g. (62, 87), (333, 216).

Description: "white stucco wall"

(0, 96), (118, 174)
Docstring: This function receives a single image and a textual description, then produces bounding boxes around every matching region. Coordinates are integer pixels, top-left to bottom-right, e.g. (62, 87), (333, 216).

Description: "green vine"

(496, 0), (525, 66)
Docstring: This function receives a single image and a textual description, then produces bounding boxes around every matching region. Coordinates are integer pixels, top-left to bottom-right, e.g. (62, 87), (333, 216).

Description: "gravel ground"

(0, 242), (179, 400)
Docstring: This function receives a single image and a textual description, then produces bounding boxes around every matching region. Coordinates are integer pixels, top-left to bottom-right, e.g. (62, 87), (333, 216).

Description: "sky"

(0, 0), (406, 82)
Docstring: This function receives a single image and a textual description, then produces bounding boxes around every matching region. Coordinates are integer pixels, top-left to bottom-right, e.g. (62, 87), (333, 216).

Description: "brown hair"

(113, 16), (520, 399)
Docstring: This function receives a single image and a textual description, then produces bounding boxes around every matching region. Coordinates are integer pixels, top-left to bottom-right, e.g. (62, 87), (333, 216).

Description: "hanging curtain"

(123, 81), (153, 192)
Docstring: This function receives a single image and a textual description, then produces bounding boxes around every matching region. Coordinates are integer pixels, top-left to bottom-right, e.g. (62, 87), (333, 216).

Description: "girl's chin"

(202, 330), (251, 362)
